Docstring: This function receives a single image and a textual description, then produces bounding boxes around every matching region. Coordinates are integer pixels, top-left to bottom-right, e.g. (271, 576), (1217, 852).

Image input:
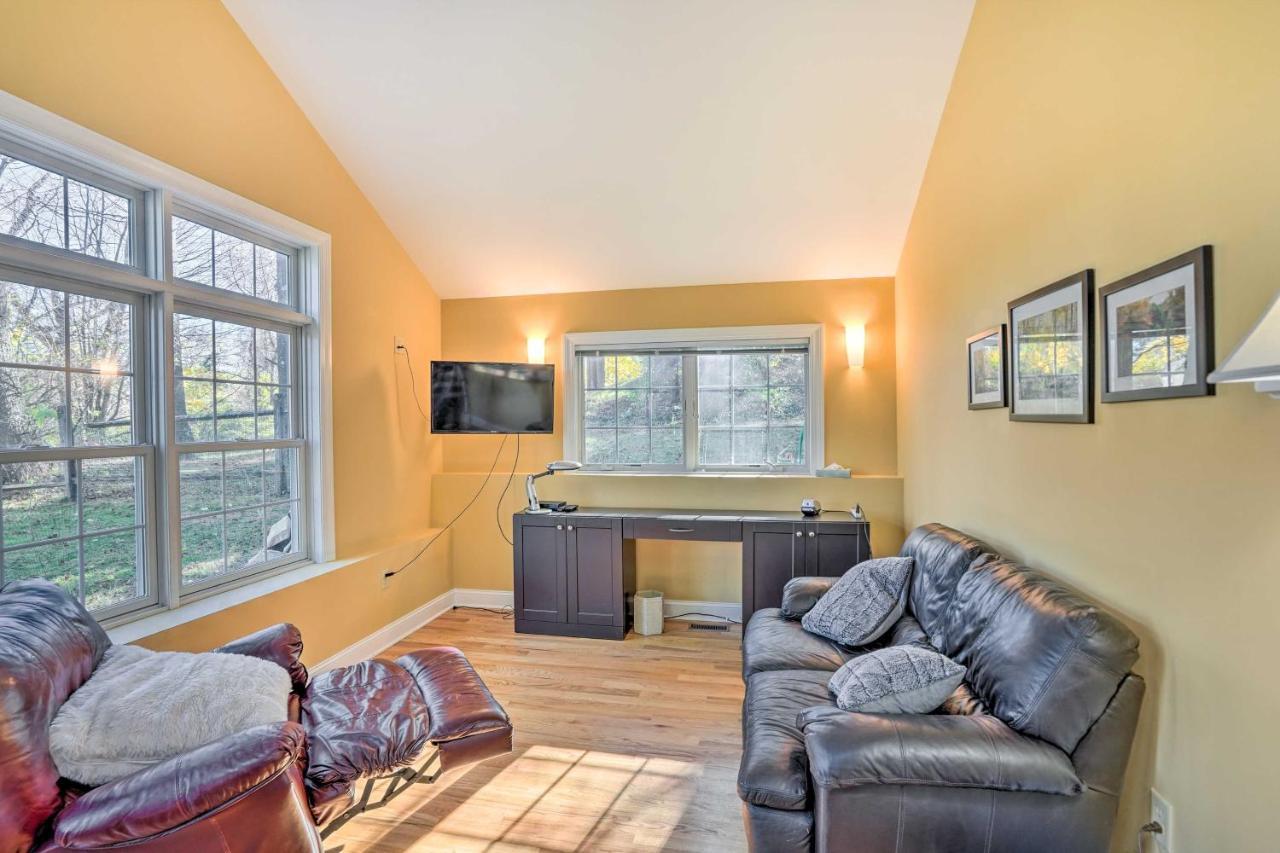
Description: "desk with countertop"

(512, 507), (871, 639)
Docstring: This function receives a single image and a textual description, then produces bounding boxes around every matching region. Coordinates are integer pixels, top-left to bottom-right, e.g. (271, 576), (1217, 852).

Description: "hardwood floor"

(325, 609), (747, 853)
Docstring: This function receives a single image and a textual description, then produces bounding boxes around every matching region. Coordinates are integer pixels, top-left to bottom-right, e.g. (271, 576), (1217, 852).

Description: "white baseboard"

(453, 588), (515, 609)
(312, 588), (741, 672)
(663, 598), (742, 623)
(312, 588), (454, 673)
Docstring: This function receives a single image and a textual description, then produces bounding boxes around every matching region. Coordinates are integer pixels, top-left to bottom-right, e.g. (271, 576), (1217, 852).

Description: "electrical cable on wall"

(495, 434), (521, 546)
(384, 342), (513, 580)
(395, 343), (430, 420)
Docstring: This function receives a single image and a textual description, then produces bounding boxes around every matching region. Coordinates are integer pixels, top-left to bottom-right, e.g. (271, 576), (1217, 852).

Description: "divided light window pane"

(0, 154), (132, 264)
(0, 279), (146, 612)
(177, 448), (300, 586)
(171, 216), (291, 304)
(173, 313), (293, 443)
(697, 352), (806, 467)
(0, 280), (135, 448)
(582, 354), (684, 466)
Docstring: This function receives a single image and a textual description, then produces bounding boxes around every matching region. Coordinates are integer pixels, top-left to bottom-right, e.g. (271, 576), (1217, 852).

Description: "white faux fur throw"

(49, 644), (291, 786)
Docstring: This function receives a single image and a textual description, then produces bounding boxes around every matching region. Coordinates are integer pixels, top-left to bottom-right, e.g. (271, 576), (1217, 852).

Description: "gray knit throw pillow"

(829, 646), (966, 713)
(801, 556), (913, 646)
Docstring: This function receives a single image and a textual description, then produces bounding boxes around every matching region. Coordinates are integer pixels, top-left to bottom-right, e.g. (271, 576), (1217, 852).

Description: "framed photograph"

(1008, 270), (1095, 423)
(966, 325), (1007, 409)
(1100, 246), (1214, 403)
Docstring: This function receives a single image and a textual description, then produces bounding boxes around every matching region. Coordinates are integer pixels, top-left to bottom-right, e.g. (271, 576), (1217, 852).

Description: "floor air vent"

(687, 622), (730, 632)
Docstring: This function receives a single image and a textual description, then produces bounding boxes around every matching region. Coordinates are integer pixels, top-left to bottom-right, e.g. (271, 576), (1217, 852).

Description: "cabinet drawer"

(626, 517), (742, 541)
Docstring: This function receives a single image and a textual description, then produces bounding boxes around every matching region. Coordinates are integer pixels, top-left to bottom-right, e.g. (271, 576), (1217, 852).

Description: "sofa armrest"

(52, 722), (308, 848)
(780, 576), (837, 619)
(799, 707), (1082, 795)
(215, 622), (308, 691)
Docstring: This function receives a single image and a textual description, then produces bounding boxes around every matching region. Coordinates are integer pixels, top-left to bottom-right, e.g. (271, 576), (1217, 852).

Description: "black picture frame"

(1008, 270), (1095, 424)
(966, 325), (1007, 410)
(1100, 246), (1214, 403)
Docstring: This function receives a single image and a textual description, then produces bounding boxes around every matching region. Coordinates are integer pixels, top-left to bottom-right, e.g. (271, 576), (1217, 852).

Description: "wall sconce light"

(845, 325), (865, 368)
(1209, 289), (1280, 398)
(527, 337), (546, 364)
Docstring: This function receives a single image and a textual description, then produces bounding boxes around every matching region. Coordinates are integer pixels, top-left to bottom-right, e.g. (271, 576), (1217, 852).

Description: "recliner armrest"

(780, 577), (837, 619)
(799, 707), (1082, 795)
(215, 622), (309, 691)
(52, 722), (308, 848)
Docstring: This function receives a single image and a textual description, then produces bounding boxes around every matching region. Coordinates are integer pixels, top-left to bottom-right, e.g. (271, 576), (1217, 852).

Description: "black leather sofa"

(738, 523), (1144, 852)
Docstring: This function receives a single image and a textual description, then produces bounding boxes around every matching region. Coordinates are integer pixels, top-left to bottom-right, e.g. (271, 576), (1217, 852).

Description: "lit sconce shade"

(527, 337), (546, 364)
(845, 325), (865, 368)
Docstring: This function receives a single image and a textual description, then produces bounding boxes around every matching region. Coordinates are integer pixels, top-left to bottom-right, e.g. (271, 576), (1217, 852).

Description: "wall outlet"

(381, 571), (392, 590)
(1150, 789), (1173, 853)
(394, 335), (405, 354)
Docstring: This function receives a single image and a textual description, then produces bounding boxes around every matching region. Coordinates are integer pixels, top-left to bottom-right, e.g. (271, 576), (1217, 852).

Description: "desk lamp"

(525, 460), (582, 513)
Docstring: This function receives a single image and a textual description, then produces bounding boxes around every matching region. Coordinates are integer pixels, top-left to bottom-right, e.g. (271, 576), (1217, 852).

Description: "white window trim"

(562, 324), (825, 475)
(0, 91), (335, 628)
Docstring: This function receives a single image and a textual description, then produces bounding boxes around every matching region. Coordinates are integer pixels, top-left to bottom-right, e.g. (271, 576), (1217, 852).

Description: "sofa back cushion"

(899, 523), (995, 649)
(941, 556), (1139, 753)
(0, 579), (111, 851)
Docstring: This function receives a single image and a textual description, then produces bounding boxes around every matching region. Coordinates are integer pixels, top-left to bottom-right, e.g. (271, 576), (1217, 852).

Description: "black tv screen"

(430, 361), (554, 434)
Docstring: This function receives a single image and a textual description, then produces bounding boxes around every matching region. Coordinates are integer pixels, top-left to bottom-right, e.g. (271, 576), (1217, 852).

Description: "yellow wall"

(439, 278), (904, 598)
(0, 0), (446, 661)
(896, 2), (1280, 849)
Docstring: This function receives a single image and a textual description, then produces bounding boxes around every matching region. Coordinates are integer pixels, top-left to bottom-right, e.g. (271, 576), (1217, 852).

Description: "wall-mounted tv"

(430, 361), (554, 434)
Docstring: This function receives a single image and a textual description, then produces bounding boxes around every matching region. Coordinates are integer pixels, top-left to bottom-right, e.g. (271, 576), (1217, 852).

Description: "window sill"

(565, 470), (883, 480)
(106, 555), (358, 645)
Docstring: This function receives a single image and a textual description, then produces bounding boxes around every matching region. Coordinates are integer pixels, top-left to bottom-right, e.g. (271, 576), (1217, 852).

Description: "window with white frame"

(0, 119), (326, 624)
(565, 326), (823, 473)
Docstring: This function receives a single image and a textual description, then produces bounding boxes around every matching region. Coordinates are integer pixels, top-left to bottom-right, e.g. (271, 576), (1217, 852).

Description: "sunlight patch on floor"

(345, 745), (702, 853)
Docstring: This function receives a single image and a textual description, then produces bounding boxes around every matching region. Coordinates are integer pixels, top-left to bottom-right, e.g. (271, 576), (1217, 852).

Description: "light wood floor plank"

(325, 610), (747, 853)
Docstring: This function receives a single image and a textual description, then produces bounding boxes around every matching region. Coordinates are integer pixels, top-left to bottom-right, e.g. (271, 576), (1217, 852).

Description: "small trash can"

(634, 589), (664, 636)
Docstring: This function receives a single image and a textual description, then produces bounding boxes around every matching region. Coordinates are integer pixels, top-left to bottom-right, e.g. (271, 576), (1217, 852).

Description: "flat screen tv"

(430, 361), (554, 434)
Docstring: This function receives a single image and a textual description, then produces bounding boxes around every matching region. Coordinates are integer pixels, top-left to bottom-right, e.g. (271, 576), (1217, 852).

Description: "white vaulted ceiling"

(223, 0), (973, 298)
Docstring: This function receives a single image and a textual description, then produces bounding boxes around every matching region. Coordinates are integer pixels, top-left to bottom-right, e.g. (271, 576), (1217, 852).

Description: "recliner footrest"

(301, 646), (511, 826)
(397, 646), (513, 771)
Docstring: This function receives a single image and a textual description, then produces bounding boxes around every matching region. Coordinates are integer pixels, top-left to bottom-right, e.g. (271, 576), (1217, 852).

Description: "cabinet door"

(804, 523), (870, 578)
(567, 518), (622, 626)
(742, 522), (802, 621)
(514, 519), (566, 623)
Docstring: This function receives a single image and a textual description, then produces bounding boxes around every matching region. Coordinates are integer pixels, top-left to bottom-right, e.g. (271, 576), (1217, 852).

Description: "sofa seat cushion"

(743, 609), (857, 678)
(738, 669), (834, 810)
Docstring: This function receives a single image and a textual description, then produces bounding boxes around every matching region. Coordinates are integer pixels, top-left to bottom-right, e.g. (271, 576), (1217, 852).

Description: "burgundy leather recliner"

(0, 579), (513, 852)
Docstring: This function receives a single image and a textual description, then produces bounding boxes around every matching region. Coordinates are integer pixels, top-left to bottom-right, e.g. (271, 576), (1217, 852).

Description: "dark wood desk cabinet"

(742, 521), (870, 622)
(513, 509), (870, 639)
(514, 514), (636, 639)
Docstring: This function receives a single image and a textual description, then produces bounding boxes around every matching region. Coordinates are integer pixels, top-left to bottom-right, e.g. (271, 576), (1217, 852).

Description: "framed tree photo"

(966, 325), (1007, 409)
(1100, 246), (1214, 403)
(1008, 270), (1095, 423)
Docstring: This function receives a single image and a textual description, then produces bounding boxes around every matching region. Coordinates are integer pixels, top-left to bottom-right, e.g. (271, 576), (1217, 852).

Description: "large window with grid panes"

(0, 124), (324, 623)
(563, 326), (823, 473)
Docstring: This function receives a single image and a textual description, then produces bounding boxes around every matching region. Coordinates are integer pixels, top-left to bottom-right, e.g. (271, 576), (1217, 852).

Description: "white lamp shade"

(844, 325), (865, 368)
(527, 337), (546, 364)
(1209, 289), (1280, 385)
